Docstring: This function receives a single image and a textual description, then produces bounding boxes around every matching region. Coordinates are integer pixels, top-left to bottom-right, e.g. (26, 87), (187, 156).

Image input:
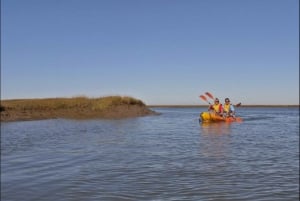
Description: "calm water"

(1, 107), (299, 201)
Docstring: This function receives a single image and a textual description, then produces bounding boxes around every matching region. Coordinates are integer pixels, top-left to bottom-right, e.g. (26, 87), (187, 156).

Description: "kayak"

(200, 112), (242, 123)
(199, 111), (242, 123)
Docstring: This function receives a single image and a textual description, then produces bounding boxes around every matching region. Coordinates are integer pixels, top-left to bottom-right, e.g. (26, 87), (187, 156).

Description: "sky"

(1, 0), (299, 105)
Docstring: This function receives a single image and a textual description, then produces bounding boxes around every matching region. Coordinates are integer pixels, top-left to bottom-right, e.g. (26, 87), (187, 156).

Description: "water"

(1, 107), (299, 201)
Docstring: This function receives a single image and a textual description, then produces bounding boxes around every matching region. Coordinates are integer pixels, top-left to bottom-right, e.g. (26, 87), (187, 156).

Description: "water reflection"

(200, 122), (232, 135)
(198, 122), (232, 161)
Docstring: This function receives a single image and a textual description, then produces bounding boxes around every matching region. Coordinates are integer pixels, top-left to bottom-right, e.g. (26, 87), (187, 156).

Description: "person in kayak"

(208, 98), (223, 116)
(223, 98), (235, 118)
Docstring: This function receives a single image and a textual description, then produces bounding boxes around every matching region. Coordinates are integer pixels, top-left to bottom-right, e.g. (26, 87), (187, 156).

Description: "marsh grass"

(1, 96), (145, 111)
(0, 95), (156, 121)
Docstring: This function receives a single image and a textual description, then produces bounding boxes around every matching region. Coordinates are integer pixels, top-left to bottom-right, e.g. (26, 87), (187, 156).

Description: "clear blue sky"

(2, 0), (299, 105)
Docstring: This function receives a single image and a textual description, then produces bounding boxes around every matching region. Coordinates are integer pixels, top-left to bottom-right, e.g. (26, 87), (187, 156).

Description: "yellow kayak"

(200, 111), (242, 123)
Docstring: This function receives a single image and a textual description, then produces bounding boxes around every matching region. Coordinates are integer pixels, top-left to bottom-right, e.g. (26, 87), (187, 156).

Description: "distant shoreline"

(149, 105), (299, 108)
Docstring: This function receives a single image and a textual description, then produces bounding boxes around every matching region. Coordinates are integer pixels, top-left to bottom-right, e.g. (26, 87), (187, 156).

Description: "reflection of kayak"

(199, 111), (242, 123)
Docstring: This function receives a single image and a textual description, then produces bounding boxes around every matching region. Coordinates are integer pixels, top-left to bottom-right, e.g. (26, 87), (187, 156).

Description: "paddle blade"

(199, 95), (208, 102)
(205, 92), (214, 100)
(236, 102), (242, 107)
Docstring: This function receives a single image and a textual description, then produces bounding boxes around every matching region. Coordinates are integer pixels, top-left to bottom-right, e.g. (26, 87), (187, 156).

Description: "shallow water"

(1, 107), (299, 201)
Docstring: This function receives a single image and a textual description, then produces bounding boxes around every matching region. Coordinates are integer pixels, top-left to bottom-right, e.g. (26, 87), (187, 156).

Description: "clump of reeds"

(0, 95), (146, 111)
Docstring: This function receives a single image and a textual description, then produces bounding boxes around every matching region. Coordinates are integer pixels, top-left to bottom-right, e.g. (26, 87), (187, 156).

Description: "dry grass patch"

(1, 96), (156, 121)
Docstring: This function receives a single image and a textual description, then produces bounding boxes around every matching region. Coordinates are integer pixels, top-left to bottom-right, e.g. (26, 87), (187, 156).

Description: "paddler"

(223, 98), (235, 118)
(208, 98), (223, 116)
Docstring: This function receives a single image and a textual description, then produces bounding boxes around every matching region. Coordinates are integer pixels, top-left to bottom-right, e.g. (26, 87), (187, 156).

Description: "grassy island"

(1, 96), (158, 122)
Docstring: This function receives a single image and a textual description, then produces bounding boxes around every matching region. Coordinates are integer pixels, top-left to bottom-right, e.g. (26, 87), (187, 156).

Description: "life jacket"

(212, 103), (222, 113)
(224, 104), (231, 113)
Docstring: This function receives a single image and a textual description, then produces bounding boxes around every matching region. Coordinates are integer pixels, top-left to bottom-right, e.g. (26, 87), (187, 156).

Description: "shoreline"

(1, 105), (158, 122)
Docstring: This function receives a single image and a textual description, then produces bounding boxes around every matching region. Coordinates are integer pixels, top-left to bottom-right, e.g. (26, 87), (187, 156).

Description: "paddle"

(199, 95), (211, 105)
(205, 92), (214, 101)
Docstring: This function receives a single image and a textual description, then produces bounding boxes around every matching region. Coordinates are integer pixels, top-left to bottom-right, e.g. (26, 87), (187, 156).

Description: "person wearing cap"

(223, 98), (235, 118)
(208, 98), (223, 116)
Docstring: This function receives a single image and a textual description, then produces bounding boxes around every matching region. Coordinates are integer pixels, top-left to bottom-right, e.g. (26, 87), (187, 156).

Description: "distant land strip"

(148, 105), (300, 108)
